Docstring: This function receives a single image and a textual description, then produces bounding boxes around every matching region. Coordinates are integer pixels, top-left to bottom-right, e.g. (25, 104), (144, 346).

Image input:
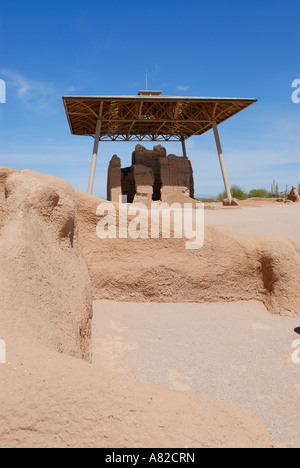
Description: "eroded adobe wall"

(121, 167), (135, 203)
(0, 168), (93, 361)
(107, 145), (194, 203)
(160, 154), (194, 202)
(133, 164), (154, 205)
(132, 145), (167, 201)
(107, 155), (122, 203)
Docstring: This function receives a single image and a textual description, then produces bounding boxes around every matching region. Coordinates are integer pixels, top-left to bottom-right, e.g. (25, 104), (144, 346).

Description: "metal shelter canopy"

(62, 93), (257, 142)
(62, 92), (257, 197)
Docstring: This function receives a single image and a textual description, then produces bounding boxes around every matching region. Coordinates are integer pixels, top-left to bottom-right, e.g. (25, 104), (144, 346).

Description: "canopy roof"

(63, 93), (257, 142)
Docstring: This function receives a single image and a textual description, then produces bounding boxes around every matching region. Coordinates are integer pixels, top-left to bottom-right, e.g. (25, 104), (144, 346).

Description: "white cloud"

(1, 69), (58, 112)
(2, 70), (35, 97)
(176, 85), (190, 92)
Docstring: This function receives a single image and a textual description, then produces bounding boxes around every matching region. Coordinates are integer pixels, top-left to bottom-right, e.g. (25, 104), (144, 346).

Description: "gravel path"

(93, 300), (300, 448)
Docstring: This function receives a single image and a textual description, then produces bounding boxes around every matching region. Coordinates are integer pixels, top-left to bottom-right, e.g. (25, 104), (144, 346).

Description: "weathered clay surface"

(133, 164), (154, 205)
(132, 144), (166, 201)
(0, 167), (93, 361)
(160, 154), (194, 202)
(107, 144), (194, 203)
(121, 166), (135, 203)
(0, 166), (273, 449)
(77, 191), (300, 318)
(287, 186), (300, 203)
(0, 337), (272, 448)
(107, 155), (122, 203)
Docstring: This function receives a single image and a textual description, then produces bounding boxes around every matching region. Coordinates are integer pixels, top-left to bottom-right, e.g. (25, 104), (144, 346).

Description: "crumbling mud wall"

(133, 164), (155, 205)
(121, 167), (135, 203)
(160, 154), (194, 202)
(77, 191), (300, 318)
(0, 167), (93, 361)
(107, 144), (194, 203)
(132, 144), (166, 201)
(0, 167), (273, 450)
(107, 155), (122, 203)
(287, 186), (300, 203)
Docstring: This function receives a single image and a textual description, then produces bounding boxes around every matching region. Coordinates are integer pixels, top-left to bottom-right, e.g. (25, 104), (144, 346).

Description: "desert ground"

(93, 300), (299, 448)
(92, 202), (300, 448)
(0, 167), (299, 448)
(205, 201), (300, 242)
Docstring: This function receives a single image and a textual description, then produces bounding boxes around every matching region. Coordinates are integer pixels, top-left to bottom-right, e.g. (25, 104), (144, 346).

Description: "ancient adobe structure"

(107, 144), (194, 204)
(287, 186), (300, 203)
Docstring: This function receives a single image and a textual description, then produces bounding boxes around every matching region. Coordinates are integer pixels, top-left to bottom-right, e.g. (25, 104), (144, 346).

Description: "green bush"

(218, 185), (248, 201)
(248, 189), (272, 198)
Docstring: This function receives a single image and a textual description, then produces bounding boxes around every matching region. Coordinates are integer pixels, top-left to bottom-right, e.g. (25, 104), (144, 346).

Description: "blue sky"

(0, 0), (299, 198)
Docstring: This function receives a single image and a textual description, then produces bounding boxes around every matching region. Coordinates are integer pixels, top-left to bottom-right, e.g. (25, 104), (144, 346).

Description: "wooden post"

(181, 138), (188, 158)
(88, 119), (101, 195)
(211, 119), (232, 200)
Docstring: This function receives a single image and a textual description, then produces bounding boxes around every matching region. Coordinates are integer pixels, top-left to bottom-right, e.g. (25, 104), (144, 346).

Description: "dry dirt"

(0, 331), (273, 448)
(93, 300), (300, 448)
(204, 203), (300, 243)
(1, 166), (299, 448)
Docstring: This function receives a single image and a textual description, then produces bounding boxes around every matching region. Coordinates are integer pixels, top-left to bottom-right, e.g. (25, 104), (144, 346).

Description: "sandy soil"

(90, 202), (300, 448)
(204, 204), (300, 243)
(1, 167), (299, 448)
(0, 309), (274, 448)
(0, 168), (275, 448)
(93, 300), (300, 448)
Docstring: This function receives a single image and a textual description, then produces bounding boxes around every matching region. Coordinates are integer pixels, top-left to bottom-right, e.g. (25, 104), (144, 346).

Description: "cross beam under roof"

(63, 95), (257, 141)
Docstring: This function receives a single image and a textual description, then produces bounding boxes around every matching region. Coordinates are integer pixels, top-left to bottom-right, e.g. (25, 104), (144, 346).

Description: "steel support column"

(88, 118), (101, 195)
(181, 138), (188, 158)
(211, 119), (232, 200)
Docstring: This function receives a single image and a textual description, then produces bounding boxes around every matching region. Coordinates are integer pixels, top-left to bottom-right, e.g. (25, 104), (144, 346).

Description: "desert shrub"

(248, 189), (272, 198)
(218, 185), (248, 201)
